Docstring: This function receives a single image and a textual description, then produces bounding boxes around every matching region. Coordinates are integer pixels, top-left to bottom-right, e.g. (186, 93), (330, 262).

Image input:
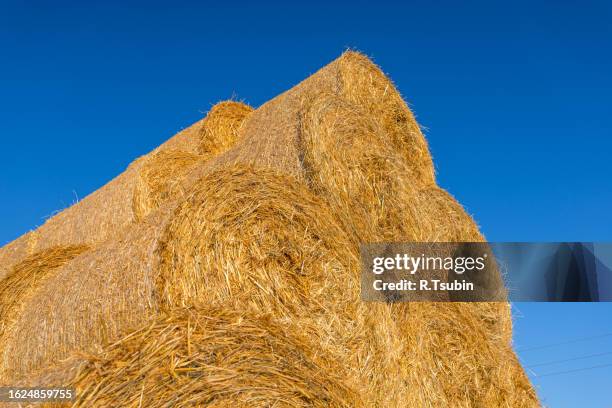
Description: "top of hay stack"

(207, 52), (435, 184)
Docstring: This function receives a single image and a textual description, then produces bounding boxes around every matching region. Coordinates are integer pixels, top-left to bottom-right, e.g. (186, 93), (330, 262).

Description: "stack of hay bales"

(0, 52), (538, 407)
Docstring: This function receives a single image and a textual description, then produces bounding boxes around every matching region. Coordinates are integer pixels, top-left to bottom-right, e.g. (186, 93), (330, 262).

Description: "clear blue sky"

(1, 1), (610, 406)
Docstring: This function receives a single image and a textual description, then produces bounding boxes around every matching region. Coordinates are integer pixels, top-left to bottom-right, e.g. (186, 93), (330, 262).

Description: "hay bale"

(0, 213), (167, 381)
(5, 165), (532, 406)
(132, 150), (203, 220)
(199, 101), (253, 157)
(156, 165), (358, 313)
(0, 245), (90, 356)
(299, 92), (421, 241)
(0, 52), (537, 406)
(0, 232), (37, 281)
(38, 307), (361, 408)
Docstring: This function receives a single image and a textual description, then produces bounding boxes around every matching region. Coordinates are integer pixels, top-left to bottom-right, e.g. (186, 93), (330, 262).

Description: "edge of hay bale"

(0, 245), (91, 382)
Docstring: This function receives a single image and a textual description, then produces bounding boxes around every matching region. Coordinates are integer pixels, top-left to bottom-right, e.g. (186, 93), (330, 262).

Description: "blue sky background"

(1, 1), (610, 406)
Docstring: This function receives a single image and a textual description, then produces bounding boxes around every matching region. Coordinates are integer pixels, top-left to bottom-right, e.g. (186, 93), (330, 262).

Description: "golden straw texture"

(40, 307), (362, 408)
(0, 51), (538, 407)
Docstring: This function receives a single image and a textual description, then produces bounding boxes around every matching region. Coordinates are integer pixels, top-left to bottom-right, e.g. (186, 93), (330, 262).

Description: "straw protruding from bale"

(132, 150), (203, 220)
